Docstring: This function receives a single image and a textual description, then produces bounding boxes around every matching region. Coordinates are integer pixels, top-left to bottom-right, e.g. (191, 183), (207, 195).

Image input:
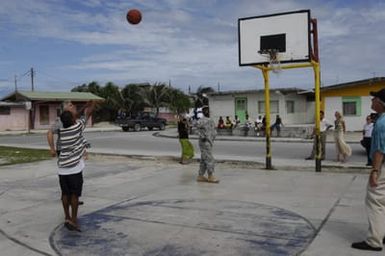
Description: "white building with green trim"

(207, 88), (315, 126)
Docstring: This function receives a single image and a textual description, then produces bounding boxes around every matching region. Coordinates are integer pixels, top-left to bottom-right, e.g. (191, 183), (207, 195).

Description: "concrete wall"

(209, 94), (236, 122)
(209, 92), (315, 126)
(324, 96), (373, 131)
(35, 103), (93, 129)
(0, 106), (28, 131)
(0, 101), (94, 131)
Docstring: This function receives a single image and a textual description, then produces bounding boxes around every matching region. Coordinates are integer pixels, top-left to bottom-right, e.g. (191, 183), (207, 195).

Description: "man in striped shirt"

(57, 101), (96, 232)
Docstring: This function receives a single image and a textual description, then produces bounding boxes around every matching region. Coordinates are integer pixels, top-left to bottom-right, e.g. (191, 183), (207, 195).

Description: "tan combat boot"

(207, 175), (219, 183)
(196, 175), (208, 182)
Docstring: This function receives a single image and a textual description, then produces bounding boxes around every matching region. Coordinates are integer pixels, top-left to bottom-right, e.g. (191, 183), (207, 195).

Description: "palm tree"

(167, 88), (192, 115)
(139, 82), (169, 115)
(97, 82), (121, 121)
(120, 84), (146, 115)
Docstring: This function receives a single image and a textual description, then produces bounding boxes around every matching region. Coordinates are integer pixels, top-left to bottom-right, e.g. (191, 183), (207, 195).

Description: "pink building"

(0, 91), (104, 132)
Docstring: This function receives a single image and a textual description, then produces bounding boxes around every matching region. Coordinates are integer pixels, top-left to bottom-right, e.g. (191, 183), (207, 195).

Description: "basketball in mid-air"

(126, 9), (142, 25)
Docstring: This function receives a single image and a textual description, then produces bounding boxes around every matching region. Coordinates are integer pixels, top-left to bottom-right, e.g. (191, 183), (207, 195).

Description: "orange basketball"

(126, 9), (142, 25)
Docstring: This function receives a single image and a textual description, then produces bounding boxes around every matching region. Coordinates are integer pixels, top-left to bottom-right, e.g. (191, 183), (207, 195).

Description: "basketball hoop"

(258, 49), (282, 74)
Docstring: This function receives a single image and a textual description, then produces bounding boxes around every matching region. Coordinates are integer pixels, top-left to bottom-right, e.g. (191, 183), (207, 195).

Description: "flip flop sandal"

(64, 220), (81, 232)
(64, 220), (74, 231)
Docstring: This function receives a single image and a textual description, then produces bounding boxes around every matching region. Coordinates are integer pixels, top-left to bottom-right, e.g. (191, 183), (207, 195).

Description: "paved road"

(0, 130), (368, 169)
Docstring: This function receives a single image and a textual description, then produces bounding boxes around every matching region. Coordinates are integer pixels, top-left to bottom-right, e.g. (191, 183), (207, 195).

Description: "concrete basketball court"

(0, 156), (382, 255)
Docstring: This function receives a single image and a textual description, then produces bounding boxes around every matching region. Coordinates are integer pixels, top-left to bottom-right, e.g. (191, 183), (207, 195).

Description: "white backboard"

(238, 10), (311, 66)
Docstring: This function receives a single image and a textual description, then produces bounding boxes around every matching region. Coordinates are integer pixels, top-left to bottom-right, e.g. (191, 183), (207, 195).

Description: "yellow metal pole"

(255, 61), (320, 172)
(255, 63), (312, 71)
(262, 68), (272, 169)
(312, 61), (321, 172)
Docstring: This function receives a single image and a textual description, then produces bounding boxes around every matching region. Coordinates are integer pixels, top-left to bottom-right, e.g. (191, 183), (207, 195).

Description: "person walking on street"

(196, 105), (219, 183)
(306, 111), (333, 160)
(271, 115), (283, 137)
(177, 115), (194, 164)
(255, 115), (263, 136)
(352, 88), (385, 252)
(333, 111), (351, 162)
(361, 115), (374, 166)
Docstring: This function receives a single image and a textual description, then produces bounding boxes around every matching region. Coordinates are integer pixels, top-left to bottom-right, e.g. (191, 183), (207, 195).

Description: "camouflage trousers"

(198, 140), (215, 176)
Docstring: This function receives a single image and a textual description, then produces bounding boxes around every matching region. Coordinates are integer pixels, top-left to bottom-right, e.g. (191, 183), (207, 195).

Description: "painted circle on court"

(50, 199), (316, 256)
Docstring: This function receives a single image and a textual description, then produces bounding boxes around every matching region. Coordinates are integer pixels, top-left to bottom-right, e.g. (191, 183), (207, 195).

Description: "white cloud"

(0, 0), (384, 94)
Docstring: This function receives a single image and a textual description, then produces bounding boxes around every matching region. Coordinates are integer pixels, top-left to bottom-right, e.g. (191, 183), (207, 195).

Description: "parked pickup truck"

(116, 112), (167, 132)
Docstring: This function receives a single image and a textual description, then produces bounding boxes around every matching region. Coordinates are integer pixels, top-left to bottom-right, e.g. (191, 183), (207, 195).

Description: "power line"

(19, 70), (30, 78)
(36, 68), (85, 86)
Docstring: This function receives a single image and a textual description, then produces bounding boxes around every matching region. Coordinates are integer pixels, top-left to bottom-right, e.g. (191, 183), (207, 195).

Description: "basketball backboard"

(238, 10), (311, 66)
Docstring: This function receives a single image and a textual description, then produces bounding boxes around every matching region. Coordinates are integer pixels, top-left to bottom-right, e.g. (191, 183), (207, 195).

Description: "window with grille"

(39, 105), (49, 125)
(0, 106), (10, 115)
(342, 97), (361, 116)
(286, 100), (294, 113)
(258, 100), (279, 113)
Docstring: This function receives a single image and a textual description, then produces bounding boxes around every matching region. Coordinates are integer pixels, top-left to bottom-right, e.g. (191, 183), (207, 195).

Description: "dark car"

(116, 112), (167, 132)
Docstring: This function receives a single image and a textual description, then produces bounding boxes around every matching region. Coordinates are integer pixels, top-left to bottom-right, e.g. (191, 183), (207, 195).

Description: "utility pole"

(14, 75), (18, 91)
(30, 67), (34, 91)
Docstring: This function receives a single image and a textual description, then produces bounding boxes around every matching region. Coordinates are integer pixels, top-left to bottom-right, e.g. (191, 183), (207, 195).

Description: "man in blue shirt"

(352, 88), (385, 251)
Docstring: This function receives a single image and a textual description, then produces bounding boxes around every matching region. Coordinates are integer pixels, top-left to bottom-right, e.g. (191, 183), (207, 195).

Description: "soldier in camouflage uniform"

(196, 106), (219, 183)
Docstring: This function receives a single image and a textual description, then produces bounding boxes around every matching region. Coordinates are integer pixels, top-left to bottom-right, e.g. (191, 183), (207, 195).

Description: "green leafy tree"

(167, 88), (192, 115)
(139, 82), (169, 115)
(120, 84), (146, 115)
(97, 82), (121, 121)
(72, 81), (102, 94)
(70, 81), (193, 122)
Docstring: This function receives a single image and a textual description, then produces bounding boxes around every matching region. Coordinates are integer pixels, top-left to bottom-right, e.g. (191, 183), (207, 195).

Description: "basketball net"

(259, 49), (282, 74)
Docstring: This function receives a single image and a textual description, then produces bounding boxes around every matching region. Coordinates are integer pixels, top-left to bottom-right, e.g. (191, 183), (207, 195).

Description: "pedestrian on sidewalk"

(233, 115), (241, 128)
(196, 105), (219, 183)
(361, 114), (374, 166)
(305, 111), (333, 160)
(352, 88), (385, 252)
(177, 115), (194, 164)
(242, 114), (253, 136)
(270, 115), (283, 137)
(254, 115), (263, 136)
(224, 116), (233, 129)
(56, 101), (96, 232)
(333, 111), (351, 163)
(217, 116), (225, 129)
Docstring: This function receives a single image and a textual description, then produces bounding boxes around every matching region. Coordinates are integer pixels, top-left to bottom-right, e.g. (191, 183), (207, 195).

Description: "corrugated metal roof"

(0, 90), (104, 101)
(321, 77), (385, 91)
(208, 87), (307, 96)
(0, 102), (25, 106)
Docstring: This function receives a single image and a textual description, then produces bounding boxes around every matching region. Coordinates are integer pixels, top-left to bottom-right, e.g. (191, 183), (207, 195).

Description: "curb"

(87, 152), (370, 173)
(153, 131), (362, 144)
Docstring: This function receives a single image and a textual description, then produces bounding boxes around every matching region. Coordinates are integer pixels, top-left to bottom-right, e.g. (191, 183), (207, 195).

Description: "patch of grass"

(0, 146), (51, 166)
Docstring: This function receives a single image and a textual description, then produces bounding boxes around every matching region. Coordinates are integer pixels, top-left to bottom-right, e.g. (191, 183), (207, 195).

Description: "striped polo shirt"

(58, 117), (87, 169)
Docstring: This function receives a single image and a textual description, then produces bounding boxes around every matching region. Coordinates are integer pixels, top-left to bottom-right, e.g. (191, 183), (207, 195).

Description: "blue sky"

(1, 0), (384, 97)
